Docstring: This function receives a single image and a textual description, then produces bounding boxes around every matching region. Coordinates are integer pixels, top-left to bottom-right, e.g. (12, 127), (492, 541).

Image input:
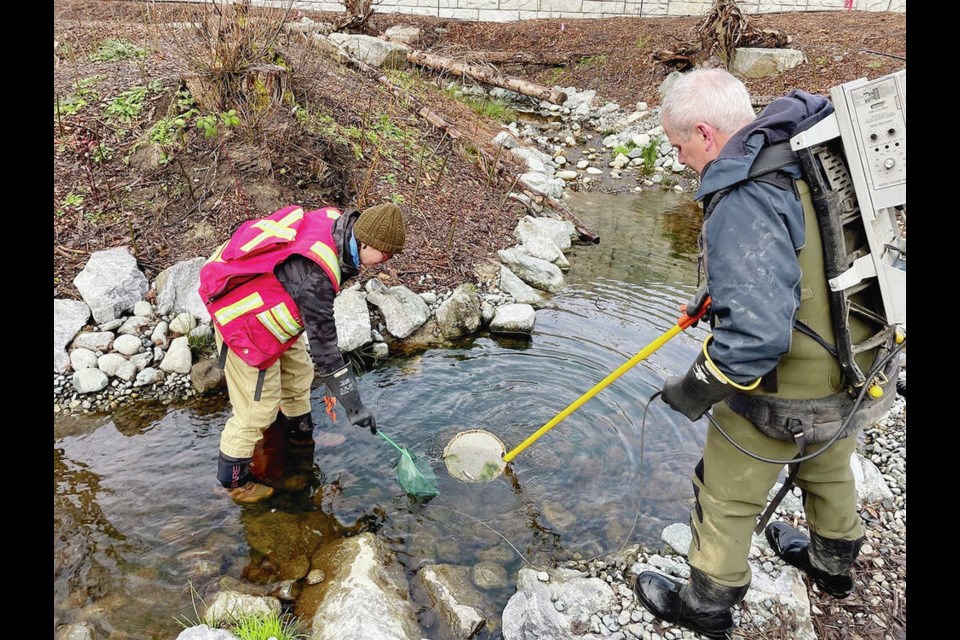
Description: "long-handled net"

(377, 431), (439, 497)
(442, 300), (712, 483)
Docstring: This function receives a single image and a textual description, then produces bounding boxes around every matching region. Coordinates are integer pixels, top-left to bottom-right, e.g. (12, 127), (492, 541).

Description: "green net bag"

(378, 432), (439, 498)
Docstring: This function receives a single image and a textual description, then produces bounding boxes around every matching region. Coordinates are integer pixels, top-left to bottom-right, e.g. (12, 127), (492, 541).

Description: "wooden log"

(460, 50), (589, 66)
(302, 33), (597, 241)
(406, 49), (568, 105)
(320, 41), (466, 143)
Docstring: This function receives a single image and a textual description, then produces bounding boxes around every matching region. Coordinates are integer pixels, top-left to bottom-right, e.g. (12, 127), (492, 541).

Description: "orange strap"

(323, 395), (337, 422)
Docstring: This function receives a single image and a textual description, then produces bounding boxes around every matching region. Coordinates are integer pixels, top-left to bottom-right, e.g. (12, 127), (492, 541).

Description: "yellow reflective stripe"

(309, 241), (341, 283)
(327, 209), (341, 219)
(215, 292), (264, 325)
(256, 308), (294, 342)
(270, 302), (303, 337)
(239, 207), (304, 253)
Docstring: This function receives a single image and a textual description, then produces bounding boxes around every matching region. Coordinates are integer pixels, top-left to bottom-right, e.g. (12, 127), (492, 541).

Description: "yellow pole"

(503, 307), (703, 463)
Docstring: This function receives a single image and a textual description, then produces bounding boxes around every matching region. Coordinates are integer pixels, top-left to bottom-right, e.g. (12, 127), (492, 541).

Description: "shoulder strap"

(702, 142), (800, 220)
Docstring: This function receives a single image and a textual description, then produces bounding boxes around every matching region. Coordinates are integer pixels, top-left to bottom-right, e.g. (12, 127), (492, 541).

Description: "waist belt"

(728, 351), (899, 535)
(726, 394), (853, 445)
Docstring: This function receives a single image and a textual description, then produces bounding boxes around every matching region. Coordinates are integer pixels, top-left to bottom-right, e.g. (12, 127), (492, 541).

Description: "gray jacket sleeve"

(275, 255), (346, 375)
(703, 180), (805, 384)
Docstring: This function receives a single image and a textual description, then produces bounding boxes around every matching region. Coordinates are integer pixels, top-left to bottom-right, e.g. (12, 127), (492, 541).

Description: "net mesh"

(442, 429), (506, 483)
(396, 447), (439, 497)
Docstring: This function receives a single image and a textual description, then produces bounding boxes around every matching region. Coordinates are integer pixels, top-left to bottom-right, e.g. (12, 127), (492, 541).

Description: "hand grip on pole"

(502, 296), (711, 463)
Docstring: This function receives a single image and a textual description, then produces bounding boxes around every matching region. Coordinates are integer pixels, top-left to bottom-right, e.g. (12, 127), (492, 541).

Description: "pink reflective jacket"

(199, 205), (343, 369)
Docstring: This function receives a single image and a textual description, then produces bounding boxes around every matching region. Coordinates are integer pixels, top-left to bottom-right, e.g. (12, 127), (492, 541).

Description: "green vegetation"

(56, 94), (89, 117)
(194, 109), (241, 139)
(104, 86), (149, 124)
(384, 68), (421, 93)
(549, 68), (564, 85)
(55, 76), (105, 119)
(92, 142), (113, 164)
(232, 610), (307, 640)
(640, 139), (659, 173)
(296, 108), (364, 159)
(443, 87), (517, 122)
(175, 584), (306, 640)
(577, 54), (608, 68)
(63, 193), (84, 208)
(612, 141), (638, 158)
(187, 330), (217, 359)
(608, 138), (660, 174)
(90, 38), (148, 62)
(56, 192), (85, 217)
(370, 114), (409, 144)
(147, 116), (184, 148)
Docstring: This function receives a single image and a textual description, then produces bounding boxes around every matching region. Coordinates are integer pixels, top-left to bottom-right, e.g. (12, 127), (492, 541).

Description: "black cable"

(679, 338), (904, 466)
(618, 387), (656, 553)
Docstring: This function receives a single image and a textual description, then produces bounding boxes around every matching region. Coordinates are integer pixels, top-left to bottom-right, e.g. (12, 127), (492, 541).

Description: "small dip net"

(442, 429), (507, 483)
(378, 431), (439, 497)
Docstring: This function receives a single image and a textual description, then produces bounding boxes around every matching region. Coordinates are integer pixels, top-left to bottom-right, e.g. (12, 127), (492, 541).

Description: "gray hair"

(660, 69), (756, 139)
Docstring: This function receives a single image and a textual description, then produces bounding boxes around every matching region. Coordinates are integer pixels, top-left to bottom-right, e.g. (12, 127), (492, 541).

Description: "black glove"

(683, 286), (711, 327)
(662, 341), (753, 421)
(319, 364), (378, 435)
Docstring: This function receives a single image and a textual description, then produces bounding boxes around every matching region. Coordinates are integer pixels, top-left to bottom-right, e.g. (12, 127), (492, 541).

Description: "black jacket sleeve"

(275, 255), (345, 375)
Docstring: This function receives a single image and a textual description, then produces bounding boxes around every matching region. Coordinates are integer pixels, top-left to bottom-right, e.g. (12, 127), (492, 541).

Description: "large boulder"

(502, 567), (617, 639)
(73, 248), (149, 325)
(731, 47), (806, 79)
(304, 532), (421, 640)
(154, 257), (210, 322)
(54, 299), (91, 372)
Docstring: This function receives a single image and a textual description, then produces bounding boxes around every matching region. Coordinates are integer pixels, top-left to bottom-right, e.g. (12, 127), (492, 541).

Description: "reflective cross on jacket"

(199, 205), (345, 370)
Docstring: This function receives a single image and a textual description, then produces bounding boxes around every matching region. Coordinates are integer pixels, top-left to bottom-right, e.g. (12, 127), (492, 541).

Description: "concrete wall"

(173, 1), (906, 23)
(282, 0), (905, 22)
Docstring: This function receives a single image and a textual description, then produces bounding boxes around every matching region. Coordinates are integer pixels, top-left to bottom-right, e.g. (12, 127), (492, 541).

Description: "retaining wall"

(274, 0), (905, 22)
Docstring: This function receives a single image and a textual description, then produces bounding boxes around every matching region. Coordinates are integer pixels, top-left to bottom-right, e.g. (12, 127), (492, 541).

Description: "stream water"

(54, 188), (712, 639)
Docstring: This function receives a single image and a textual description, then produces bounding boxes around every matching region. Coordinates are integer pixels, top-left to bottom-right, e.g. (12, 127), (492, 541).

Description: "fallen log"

(302, 33), (597, 240)
(406, 49), (568, 105)
(460, 50), (589, 66)
(315, 38), (466, 142)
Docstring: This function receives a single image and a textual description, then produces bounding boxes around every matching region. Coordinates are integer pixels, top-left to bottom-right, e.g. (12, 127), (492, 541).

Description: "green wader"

(687, 178), (878, 588)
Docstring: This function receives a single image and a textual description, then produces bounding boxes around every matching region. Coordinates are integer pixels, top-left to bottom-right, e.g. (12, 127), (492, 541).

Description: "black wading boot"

(280, 412), (316, 448)
(633, 568), (749, 639)
(217, 452), (274, 504)
(765, 522), (863, 598)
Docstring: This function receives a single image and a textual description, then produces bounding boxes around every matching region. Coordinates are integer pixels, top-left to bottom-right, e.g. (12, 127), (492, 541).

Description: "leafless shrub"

(166, 0), (297, 114)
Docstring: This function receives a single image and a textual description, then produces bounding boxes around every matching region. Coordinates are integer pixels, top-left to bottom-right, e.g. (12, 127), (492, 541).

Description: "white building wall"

(169, 1), (904, 21)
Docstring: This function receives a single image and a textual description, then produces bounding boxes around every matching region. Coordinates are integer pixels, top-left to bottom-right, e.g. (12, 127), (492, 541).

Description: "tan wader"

(687, 179), (875, 588)
(215, 328), (314, 459)
(686, 401), (863, 587)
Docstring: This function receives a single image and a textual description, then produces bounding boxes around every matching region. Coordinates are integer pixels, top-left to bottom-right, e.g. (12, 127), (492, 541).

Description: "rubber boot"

(765, 522), (863, 598)
(217, 452), (274, 504)
(633, 567), (748, 639)
(281, 411), (315, 448)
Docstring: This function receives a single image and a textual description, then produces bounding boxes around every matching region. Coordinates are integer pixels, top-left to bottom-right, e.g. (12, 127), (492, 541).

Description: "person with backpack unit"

(633, 69), (900, 638)
(198, 202), (406, 504)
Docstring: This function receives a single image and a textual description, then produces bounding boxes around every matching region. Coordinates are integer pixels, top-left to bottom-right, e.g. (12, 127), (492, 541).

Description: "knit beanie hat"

(354, 202), (406, 255)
